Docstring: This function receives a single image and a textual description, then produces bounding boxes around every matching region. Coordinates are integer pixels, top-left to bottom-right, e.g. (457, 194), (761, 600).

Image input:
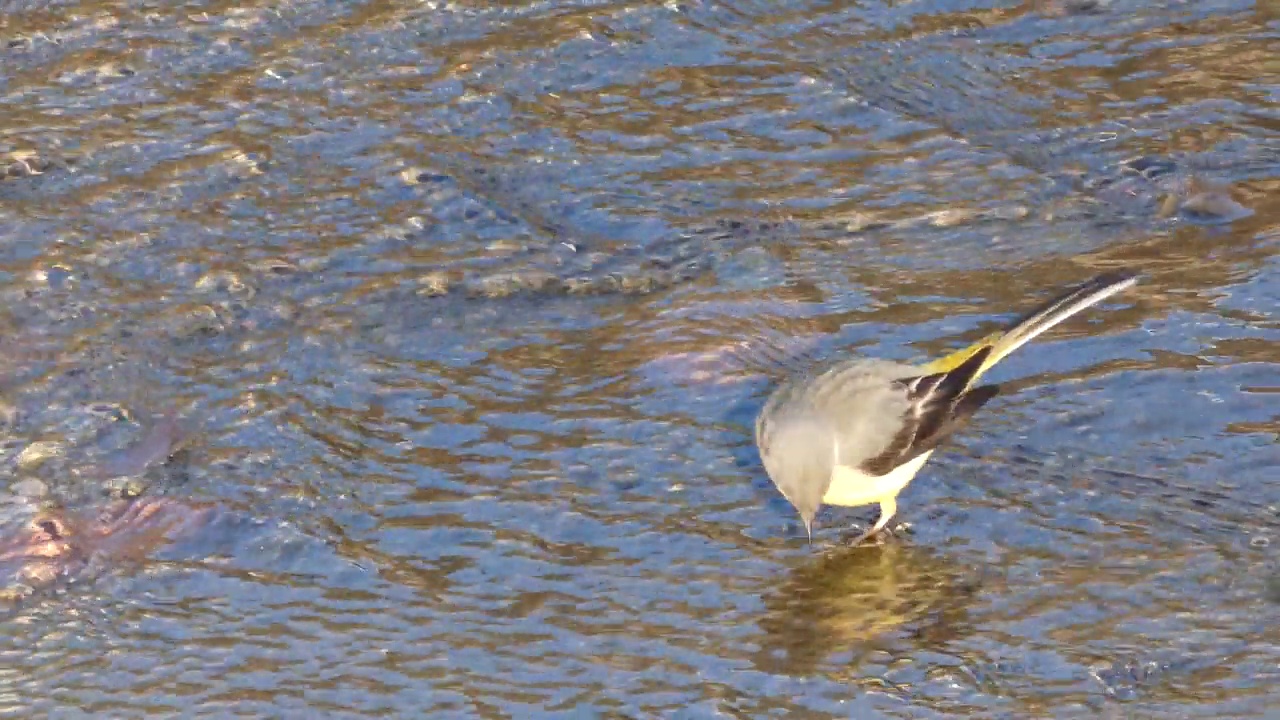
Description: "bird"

(754, 269), (1141, 546)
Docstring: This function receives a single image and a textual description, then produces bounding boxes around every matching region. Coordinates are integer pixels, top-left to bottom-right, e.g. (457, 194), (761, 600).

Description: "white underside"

(821, 451), (934, 508)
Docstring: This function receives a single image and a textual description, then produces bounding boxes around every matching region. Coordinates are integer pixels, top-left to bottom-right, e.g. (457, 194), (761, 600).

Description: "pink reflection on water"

(0, 496), (215, 610)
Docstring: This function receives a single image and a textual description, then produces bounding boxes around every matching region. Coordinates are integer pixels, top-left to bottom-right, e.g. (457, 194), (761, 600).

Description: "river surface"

(1, 0), (1277, 717)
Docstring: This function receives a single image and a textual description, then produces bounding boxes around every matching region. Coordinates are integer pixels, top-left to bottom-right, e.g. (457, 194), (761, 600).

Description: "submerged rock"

(0, 493), (214, 614)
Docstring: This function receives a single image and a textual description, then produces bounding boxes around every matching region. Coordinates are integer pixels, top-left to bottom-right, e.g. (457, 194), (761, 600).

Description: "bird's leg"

(849, 498), (897, 547)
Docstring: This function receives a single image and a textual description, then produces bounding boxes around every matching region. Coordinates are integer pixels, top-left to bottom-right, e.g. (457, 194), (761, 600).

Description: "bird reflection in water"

(755, 542), (985, 676)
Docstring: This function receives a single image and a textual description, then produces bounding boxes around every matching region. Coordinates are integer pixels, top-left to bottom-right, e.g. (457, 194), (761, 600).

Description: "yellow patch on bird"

(921, 333), (1001, 376)
(821, 451), (934, 509)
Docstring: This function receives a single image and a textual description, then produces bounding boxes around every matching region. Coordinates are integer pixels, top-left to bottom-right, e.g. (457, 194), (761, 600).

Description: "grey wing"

(833, 347), (1001, 477)
(808, 359), (920, 474)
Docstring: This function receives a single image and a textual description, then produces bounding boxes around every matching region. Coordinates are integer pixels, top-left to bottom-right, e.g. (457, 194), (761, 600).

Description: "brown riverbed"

(1, 0), (1277, 717)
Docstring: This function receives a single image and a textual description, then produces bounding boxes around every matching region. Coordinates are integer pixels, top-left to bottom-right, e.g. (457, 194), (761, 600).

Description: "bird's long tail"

(923, 270), (1141, 385)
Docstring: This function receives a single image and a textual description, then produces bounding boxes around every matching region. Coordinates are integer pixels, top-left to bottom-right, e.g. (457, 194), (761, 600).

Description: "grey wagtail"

(754, 270), (1140, 545)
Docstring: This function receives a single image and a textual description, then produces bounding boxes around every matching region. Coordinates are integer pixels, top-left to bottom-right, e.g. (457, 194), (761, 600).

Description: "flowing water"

(0, 0), (1277, 717)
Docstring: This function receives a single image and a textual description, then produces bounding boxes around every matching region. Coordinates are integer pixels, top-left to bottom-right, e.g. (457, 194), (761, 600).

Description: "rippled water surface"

(1, 0), (1277, 717)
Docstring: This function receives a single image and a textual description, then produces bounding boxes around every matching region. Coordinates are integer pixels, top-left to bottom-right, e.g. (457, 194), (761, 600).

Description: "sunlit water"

(1, 0), (1277, 717)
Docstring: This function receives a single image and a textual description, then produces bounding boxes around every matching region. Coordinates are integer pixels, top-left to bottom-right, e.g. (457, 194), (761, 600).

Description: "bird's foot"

(847, 526), (885, 548)
(848, 522), (912, 547)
